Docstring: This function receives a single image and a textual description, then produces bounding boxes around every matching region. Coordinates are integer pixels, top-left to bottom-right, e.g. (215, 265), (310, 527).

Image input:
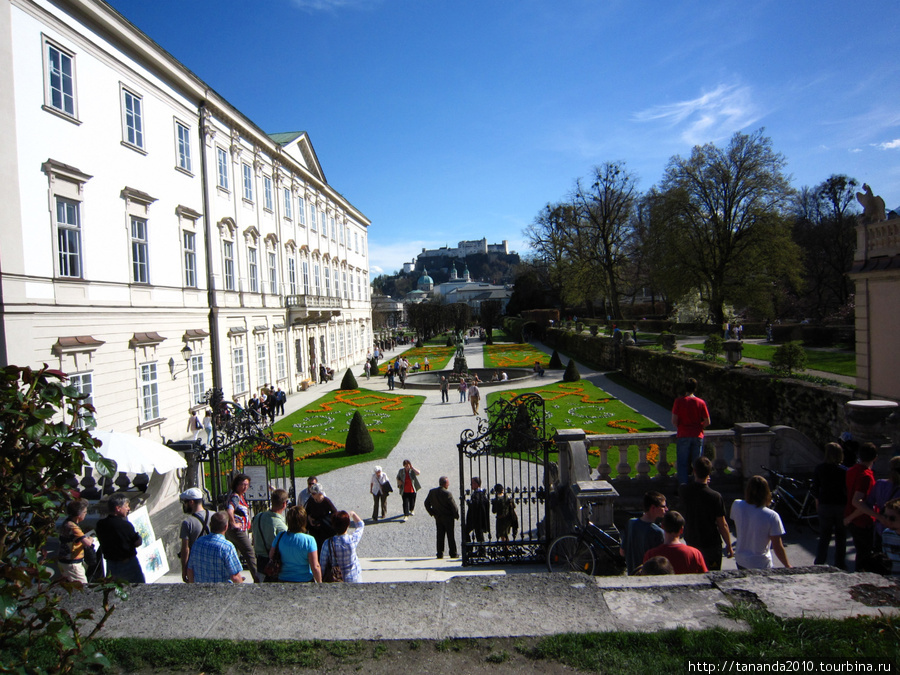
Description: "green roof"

(268, 131), (305, 145)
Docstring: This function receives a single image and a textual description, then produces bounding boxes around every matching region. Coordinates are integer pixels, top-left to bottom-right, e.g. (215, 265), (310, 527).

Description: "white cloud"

(875, 139), (900, 150)
(633, 84), (762, 145)
(289, 0), (379, 12)
(849, 148), (862, 153)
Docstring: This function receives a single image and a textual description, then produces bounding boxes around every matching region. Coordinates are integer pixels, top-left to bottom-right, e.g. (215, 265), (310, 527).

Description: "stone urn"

(723, 339), (744, 367)
(660, 333), (676, 353)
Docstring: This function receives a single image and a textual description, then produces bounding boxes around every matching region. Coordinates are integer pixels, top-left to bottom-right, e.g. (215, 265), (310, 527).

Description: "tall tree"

(478, 299), (502, 344)
(569, 162), (638, 320)
(658, 129), (797, 325)
(792, 175), (859, 320)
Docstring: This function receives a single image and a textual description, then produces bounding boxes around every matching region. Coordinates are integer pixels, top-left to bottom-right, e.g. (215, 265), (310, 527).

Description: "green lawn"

(382, 344), (455, 371)
(486, 380), (667, 475)
(270, 387), (424, 476)
(483, 343), (550, 369)
(685, 342), (856, 377)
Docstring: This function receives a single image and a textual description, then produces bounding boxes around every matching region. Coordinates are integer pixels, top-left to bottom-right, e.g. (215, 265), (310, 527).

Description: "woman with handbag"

(396, 459), (421, 521)
(319, 511), (364, 582)
(370, 466), (392, 522)
(270, 505), (321, 583)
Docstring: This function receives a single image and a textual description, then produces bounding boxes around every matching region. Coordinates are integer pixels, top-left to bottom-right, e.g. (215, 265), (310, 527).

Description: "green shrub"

(345, 410), (374, 455)
(770, 341), (808, 375)
(703, 334), (723, 361)
(563, 359), (581, 382)
(340, 368), (358, 390)
(368, 359), (380, 377)
(548, 350), (563, 369)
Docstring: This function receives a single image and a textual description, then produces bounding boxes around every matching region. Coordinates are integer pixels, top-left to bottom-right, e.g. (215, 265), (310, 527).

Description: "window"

(302, 261), (310, 295)
(190, 355), (205, 406)
(175, 121), (192, 172)
(223, 240), (235, 291)
(130, 217), (149, 284)
(339, 330), (345, 359)
(242, 163), (253, 201)
(287, 257), (297, 295)
(276, 341), (286, 380)
(139, 362), (160, 423)
(283, 188), (292, 219)
(321, 215), (328, 239)
(342, 271), (348, 299)
(183, 231), (196, 287)
(233, 346), (246, 394)
(256, 344), (268, 385)
(248, 247), (258, 292)
(68, 371), (92, 428)
(44, 39), (76, 118)
(354, 232), (359, 253)
(216, 147), (229, 189)
(263, 176), (273, 211)
(329, 333), (336, 364)
(121, 88), (144, 150)
(334, 269), (340, 299)
(330, 218), (336, 240)
(268, 251), (277, 294)
(339, 222), (345, 245)
(324, 266), (331, 297)
(56, 197), (81, 278)
(313, 263), (321, 295)
(309, 206), (317, 231)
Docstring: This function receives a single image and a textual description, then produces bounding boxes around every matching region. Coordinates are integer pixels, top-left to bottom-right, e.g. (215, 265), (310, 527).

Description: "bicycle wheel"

(547, 535), (595, 575)
(801, 498), (820, 534)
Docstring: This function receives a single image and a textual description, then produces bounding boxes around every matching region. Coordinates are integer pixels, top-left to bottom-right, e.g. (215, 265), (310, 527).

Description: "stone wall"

(542, 328), (853, 448)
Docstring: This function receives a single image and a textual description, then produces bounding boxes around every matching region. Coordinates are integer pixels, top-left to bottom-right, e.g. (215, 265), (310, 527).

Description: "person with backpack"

(252, 488), (289, 580)
(465, 476), (490, 543)
(179, 488), (211, 583)
(186, 409), (202, 441)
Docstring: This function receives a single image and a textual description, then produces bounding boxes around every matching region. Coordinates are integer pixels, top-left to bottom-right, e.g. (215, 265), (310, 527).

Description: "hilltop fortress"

(402, 239), (509, 272)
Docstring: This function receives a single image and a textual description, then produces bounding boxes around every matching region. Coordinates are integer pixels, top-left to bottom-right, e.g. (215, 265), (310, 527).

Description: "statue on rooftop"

(856, 183), (886, 225)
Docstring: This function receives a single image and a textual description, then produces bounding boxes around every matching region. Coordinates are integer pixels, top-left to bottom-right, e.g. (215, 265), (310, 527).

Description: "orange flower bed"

(306, 389), (415, 413)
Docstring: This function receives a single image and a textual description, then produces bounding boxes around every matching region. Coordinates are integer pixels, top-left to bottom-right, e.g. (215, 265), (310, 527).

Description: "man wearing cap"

(178, 487), (210, 583)
(186, 512), (244, 584)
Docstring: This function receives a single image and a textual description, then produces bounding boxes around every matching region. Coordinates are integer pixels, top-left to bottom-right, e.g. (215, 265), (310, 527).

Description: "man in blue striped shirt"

(186, 512), (244, 583)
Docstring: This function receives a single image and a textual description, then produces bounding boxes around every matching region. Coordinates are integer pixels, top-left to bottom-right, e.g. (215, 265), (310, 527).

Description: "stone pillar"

(554, 428), (590, 487)
(733, 422), (775, 479)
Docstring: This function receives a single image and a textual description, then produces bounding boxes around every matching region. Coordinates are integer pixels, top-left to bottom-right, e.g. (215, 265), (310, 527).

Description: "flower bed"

(483, 343), (549, 369)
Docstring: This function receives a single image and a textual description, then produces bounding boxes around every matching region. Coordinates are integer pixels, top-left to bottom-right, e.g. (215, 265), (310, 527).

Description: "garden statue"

(856, 183), (886, 225)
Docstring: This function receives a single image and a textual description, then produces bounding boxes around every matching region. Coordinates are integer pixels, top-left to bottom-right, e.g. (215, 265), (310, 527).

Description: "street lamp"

(169, 344), (193, 379)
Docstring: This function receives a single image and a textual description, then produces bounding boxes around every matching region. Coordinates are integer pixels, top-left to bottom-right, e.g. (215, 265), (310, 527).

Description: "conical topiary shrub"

(340, 368), (358, 390)
(368, 359), (380, 377)
(548, 350), (563, 369)
(563, 359), (581, 382)
(345, 410), (374, 455)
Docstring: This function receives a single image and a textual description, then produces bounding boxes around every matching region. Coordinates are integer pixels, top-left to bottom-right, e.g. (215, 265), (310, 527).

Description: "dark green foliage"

(548, 350), (563, 369)
(345, 410), (375, 455)
(369, 359), (380, 377)
(446, 336), (453, 347)
(703, 334), (723, 361)
(415, 339), (423, 348)
(0, 365), (121, 674)
(340, 368), (358, 390)
(563, 359), (581, 382)
(771, 341), (808, 375)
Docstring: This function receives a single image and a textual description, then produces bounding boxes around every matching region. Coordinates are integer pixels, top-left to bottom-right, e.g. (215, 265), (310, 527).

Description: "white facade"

(0, 0), (372, 442)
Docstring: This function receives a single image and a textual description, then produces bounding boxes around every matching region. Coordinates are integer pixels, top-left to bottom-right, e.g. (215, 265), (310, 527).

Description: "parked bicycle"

(762, 466), (819, 534)
(546, 514), (625, 576)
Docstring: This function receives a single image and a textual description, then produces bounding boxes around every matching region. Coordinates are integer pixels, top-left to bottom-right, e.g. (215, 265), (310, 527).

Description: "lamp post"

(169, 344), (193, 379)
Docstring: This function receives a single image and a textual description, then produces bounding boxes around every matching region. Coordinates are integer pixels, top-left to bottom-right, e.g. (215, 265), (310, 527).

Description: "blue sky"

(107, 0), (900, 277)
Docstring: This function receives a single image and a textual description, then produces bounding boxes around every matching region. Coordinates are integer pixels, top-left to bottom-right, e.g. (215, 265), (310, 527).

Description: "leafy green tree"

(703, 334), (724, 361)
(657, 130), (798, 325)
(770, 341), (808, 375)
(792, 175), (859, 320)
(345, 410), (374, 455)
(0, 365), (119, 674)
(479, 299), (502, 345)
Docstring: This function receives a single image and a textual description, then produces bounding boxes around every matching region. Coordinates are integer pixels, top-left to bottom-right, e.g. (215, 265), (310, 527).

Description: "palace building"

(0, 0), (372, 441)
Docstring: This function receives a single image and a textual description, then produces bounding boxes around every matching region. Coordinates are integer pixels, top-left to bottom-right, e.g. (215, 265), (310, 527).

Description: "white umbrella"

(88, 430), (188, 474)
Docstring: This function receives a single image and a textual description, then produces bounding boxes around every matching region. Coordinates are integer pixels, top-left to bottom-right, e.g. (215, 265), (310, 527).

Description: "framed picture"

(127, 505), (156, 549)
(137, 538), (169, 583)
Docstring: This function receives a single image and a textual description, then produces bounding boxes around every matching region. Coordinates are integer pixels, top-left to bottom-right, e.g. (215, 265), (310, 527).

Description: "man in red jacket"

(643, 510), (708, 575)
(671, 378), (710, 485)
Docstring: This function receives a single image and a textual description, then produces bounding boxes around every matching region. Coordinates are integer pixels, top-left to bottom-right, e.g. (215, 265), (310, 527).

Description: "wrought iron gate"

(458, 392), (553, 566)
(195, 388), (296, 515)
